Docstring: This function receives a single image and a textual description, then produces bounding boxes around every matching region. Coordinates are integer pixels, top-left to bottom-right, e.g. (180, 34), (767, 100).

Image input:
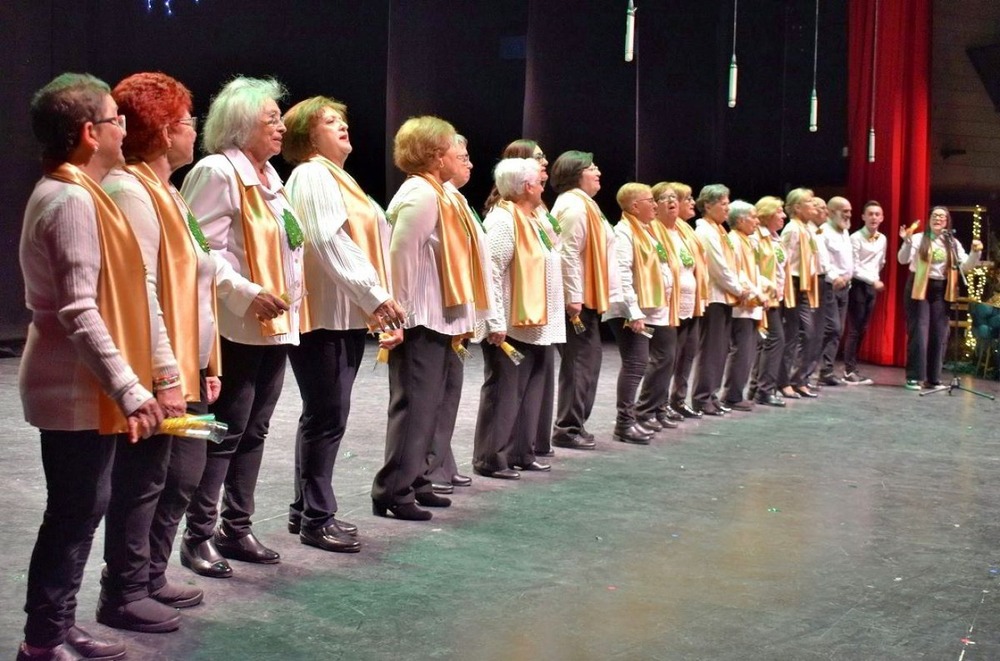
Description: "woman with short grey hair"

(179, 76), (304, 577)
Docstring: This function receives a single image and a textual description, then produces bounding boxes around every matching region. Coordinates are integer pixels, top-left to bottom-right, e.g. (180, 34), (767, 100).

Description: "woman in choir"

(473, 157), (565, 477)
(281, 96), (406, 551)
(549, 151), (621, 449)
(483, 138), (550, 213)
(604, 183), (674, 444)
(749, 196), (788, 407)
(720, 201), (765, 411)
(17, 72), (164, 661)
(180, 76), (303, 574)
(656, 181), (707, 421)
(371, 116), (492, 520)
(779, 188), (820, 400)
(899, 206), (982, 389)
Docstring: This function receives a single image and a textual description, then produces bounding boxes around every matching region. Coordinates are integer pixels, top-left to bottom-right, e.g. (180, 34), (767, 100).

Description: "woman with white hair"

(179, 76), (303, 576)
(472, 157), (564, 478)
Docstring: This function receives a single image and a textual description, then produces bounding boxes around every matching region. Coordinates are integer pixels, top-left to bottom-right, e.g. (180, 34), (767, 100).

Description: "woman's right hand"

(249, 291), (289, 321)
(127, 397), (165, 444)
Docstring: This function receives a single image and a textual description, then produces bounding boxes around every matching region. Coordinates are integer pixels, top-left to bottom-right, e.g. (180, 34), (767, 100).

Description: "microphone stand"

(921, 231), (995, 400)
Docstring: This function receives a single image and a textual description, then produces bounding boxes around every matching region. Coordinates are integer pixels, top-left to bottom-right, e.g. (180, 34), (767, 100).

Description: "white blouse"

(19, 177), (156, 430)
(695, 219), (742, 305)
(386, 175), (493, 337)
(898, 233), (980, 279)
(604, 220), (672, 326)
(482, 205), (566, 346)
(181, 148), (304, 346)
(552, 188), (623, 309)
(286, 160), (392, 331)
(851, 228), (887, 285)
(662, 224), (698, 320)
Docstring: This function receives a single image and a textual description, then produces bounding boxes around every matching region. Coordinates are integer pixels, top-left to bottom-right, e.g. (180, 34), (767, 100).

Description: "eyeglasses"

(583, 164), (600, 172)
(94, 115), (126, 131)
(262, 115), (284, 128)
(637, 197), (655, 204)
(657, 194), (679, 202)
(173, 117), (198, 131)
(533, 152), (547, 161)
(457, 154), (471, 164)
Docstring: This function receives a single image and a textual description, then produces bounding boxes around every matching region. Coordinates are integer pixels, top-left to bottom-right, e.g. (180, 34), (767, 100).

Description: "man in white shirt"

(818, 197), (854, 385)
(842, 201), (887, 384)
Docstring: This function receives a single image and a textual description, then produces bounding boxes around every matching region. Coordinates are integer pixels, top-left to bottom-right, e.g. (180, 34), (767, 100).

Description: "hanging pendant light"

(625, 0), (636, 62)
(809, 0), (820, 131)
(868, 0), (880, 162)
(728, 0), (739, 108)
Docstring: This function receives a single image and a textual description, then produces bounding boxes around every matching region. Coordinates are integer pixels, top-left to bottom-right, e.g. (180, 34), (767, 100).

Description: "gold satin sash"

(788, 218), (819, 308)
(911, 234), (958, 302)
(568, 190), (611, 314)
(674, 220), (709, 317)
(498, 201), (548, 327)
(712, 222), (740, 306)
(48, 163), (152, 435)
(124, 163), (205, 401)
(649, 221), (681, 326)
(415, 174), (490, 310)
(226, 156), (292, 336)
(756, 230), (780, 308)
(622, 212), (666, 310)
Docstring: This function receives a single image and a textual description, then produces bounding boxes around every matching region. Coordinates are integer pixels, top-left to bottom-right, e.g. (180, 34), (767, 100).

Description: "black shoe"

(661, 406), (685, 422)
(17, 644), (75, 661)
(725, 400), (754, 412)
(149, 582), (203, 608)
(513, 461), (551, 472)
(637, 417), (663, 431)
(332, 517), (358, 536)
(819, 374), (843, 386)
(431, 483), (454, 494)
(415, 492), (452, 507)
(535, 448), (556, 457)
(451, 473), (472, 487)
(647, 415), (678, 430)
(780, 386), (801, 399)
(675, 403), (703, 419)
(474, 467), (520, 480)
(300, 525), (362, 553)
(696, 405), (725, 417)
(552, 435), (596, 450)
(793, 385), (818, 398)
(579, 428), (596, 443)
(372, 500), (432, 520)
(213, 528), (280, 565)
(715, 402), (732, 413)
(180, 536), (233, 579)
(288, 515), (357, 536)
(96, 595), (181, 634)
(613, 424), (652, 445)
(64, 625), (126, 660)
(754, 393), (786, 407)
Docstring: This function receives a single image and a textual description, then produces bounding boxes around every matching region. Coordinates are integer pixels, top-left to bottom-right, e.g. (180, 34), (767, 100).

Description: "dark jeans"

(692, 302), (732, 409)
(288, 329), (366, 531)
(610, 321), (651, 427)
(636, 324), (677, 420)
(670, 316), (699, 407)
(722, 316), (757, 405)
(553, 307), (603, 442)
(820, 282), (850, 378)
(186, 339), (288, 542)
(102, 432), (171, 603)
(905, 274), (950, 384)
(751, 307), (785, 398)
(372, 326), (457, 506)
(843, 279), (878, 374)
(24, 430), (116, 648)
(148, 376), (208, 593)
(472, 339), (551, 472)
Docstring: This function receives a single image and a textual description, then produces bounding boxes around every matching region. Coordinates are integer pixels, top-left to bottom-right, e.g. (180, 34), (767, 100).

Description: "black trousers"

(288, 329), (366, 531)
(843, 279), (878, 375)
(24, 430), (116, 648)
(820, 282), (850, 378)
(905, 274), (950, 384)
(102, 431), (171, 604)
(148, 374), (208, 593)
(372, 326), (458, 506)
(553, 307), (603, 442)
(721, 316), (757, 405)
(609, 321), (650, 427)
(426, 343), (463, 485)
(692, 302), (732, 409)
(751, 307), (786, 398)
(782, 278), (819, 388)
(669, 316), (699, 407)
(472, 339), (551, 472)
(186, 339), (288, 542)
(636, 324), (677, 420)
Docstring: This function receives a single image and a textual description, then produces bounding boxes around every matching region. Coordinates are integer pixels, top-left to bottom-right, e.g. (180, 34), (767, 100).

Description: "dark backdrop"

(0, 0), (847, 337)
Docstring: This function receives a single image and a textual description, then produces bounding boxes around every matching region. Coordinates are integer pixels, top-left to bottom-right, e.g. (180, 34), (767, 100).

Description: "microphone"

(625, 0), (636, 62)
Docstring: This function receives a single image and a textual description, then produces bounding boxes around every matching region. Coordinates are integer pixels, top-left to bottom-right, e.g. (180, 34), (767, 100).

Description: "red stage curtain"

(847, 0), (932, 367)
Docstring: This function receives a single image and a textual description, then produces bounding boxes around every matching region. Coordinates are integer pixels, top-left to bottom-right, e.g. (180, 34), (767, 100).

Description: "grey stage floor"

(1, 343), (1000, 660)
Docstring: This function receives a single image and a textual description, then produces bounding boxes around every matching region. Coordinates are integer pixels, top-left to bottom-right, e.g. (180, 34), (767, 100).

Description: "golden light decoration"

(963, 205), (985, 356)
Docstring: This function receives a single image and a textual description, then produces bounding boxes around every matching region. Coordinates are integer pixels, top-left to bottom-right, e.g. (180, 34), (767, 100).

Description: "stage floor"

(1, 344), (999, 660)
